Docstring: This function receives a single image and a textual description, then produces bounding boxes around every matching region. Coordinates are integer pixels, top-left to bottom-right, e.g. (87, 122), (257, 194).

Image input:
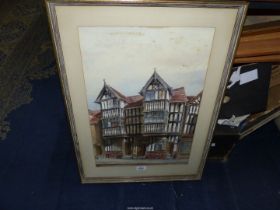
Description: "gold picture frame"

(46, 0), (248, 183)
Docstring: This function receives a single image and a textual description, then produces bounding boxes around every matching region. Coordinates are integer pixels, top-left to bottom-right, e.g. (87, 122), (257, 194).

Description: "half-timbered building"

(167, 87), (188, 157)
(178, 92), (202, 159)
(182, 92), (202, 137)
(92, 72), (202, 161)
(124, 95), (144, 158)
(140, 71), (172, 135)
(95, 81), (127, 158)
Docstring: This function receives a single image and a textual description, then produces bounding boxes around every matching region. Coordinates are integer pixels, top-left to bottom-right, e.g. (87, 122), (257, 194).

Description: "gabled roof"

(110, 87), (127, 101)
(170, 87), (188, 102)
(95, 81), (127, 103)
(140, 70), (172, 95)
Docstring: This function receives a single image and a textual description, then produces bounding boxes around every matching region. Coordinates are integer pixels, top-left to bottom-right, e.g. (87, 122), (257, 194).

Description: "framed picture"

(46, 0), (247, 183)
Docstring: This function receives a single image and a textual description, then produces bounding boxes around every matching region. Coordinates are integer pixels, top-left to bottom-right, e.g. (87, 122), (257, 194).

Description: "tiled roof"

(187, 91), (203, 104)
(125, 95), (144, 108)
(170, 87), (188, 102)
(126, 95), (144, 103)
(187, 96), (195, 101)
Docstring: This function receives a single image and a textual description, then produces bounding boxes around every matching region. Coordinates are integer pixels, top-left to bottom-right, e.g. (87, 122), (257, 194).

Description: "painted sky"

(79, 27), (215, 110)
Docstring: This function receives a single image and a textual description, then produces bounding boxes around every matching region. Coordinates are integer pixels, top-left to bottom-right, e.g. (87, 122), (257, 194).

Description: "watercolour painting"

(80, 27), (215, 165)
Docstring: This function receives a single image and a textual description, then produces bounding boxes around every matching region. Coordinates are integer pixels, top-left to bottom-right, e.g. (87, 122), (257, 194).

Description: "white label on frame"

(240, 69), (258, 85)
(136, 165), (147, 172)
